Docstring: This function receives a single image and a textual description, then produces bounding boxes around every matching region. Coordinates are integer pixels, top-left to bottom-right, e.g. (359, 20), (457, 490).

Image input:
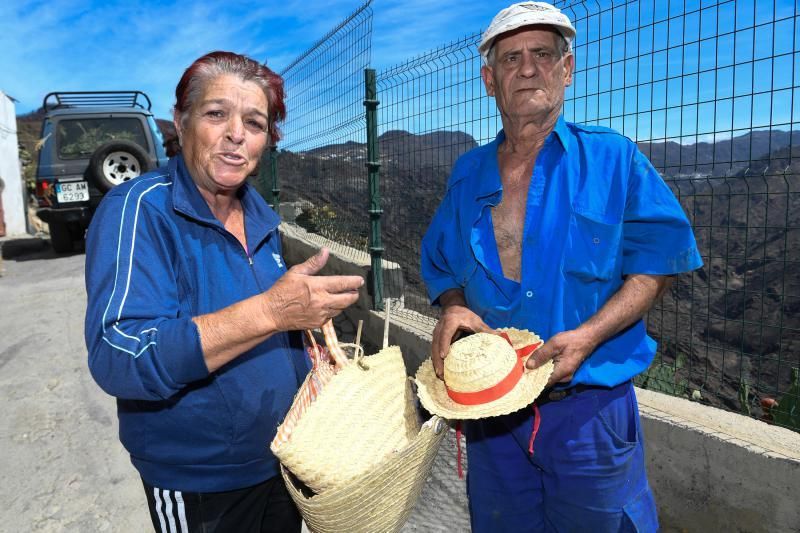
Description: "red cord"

(529, 404), (541, 455)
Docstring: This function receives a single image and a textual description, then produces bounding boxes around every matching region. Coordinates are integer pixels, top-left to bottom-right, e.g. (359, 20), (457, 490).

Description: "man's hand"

(526, 327), (599, 386)
(526, 274), (673, 386)
(261, 248), (364, 331)
(431, 289), (494, 379)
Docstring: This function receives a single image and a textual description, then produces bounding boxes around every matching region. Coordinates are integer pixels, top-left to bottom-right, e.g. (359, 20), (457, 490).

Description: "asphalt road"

(0, 238), (150, 532)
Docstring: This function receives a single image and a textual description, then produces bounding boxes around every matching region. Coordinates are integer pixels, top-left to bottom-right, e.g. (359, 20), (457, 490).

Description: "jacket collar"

(170, 155), (281, 248)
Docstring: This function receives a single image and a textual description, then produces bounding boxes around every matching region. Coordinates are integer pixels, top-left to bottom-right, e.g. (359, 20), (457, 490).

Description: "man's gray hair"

(484, 31), (571, 67)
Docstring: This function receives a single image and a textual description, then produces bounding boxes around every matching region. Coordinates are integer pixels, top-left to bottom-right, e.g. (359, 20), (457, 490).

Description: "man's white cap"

(478, 2), (577, 62)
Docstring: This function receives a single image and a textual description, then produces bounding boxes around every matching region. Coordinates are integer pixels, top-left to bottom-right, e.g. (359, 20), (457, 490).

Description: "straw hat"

(414, 328), (553, 419)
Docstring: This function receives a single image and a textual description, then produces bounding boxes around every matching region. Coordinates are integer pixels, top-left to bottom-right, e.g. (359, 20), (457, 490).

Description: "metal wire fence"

(272, 0), (800, 429)
(376, 34), (498, 318)
(555, 0), (800, 424)
(267, 1), (374, 257)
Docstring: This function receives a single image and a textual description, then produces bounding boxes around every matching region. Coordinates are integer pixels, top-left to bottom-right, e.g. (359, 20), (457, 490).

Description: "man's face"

(481, 25), (574, 124)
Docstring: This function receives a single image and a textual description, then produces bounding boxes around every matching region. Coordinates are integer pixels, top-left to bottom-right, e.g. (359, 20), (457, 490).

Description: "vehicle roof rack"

(43, 91), (152, 112)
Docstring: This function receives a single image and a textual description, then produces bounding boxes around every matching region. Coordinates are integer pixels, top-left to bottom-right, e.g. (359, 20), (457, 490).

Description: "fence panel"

(555, 0), (800, 421)
(376, 34), (495, 321)
(272, 1), (374, 257)
(274, 0), (799, 428)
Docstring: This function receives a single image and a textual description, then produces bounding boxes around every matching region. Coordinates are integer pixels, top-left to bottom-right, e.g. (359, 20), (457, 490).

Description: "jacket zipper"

(241, 235), (299, 383)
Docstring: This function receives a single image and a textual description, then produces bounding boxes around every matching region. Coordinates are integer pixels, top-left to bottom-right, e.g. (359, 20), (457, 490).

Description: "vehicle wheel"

(49, 222), (73, 253)
(87, 140), (150, 193)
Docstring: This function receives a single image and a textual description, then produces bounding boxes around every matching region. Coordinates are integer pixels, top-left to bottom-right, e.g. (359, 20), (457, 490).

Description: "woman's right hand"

(261, 248), (364, 331)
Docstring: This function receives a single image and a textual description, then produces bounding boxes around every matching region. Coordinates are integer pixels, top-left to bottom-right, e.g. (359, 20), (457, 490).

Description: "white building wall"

(0, 91), (26, 236)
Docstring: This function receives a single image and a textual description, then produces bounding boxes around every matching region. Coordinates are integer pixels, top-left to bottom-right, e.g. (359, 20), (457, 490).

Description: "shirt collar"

(475, 116), (570, 200)
(551, 115), (571, 153)
(171, 155), (217, 225)
(474, 136), (504, 200)
(493, 115), (571, 153)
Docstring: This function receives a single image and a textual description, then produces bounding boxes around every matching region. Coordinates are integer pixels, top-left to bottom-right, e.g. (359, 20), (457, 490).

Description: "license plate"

(56, 181), (89, 203)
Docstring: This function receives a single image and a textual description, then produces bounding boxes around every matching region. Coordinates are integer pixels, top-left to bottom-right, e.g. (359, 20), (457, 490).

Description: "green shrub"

(635, 353), (690, 397)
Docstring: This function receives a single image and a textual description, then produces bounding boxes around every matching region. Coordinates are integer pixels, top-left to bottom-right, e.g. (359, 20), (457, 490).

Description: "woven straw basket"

(272, 344), (421, 493)
(282, 416), (447, 533)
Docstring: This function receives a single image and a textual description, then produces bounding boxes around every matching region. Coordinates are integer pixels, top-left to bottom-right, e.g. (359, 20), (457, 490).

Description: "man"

(421, 2), (702, 531)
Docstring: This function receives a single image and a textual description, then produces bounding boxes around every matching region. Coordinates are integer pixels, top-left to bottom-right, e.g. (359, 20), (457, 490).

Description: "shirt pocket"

(562, 210), (622, 282)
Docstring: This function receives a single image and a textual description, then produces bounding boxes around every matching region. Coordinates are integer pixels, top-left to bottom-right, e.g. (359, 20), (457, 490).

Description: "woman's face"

(176, 74), (269, 194)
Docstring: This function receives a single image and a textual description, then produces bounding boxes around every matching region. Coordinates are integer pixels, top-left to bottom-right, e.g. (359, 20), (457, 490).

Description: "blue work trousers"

(465, 381), (658, 532)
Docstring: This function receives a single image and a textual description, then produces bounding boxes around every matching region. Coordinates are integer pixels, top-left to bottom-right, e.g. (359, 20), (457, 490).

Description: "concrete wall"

(0, 92), (26, 236)
(280, 224), (800, 533)
(638, 389), (800, 533)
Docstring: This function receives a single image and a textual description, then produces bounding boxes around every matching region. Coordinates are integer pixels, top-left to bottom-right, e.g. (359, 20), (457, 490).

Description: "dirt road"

(1, 239), (149, 531)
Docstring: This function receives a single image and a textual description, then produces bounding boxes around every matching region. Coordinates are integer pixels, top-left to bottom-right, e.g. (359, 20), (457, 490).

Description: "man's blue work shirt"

(421, 117), (703, 387)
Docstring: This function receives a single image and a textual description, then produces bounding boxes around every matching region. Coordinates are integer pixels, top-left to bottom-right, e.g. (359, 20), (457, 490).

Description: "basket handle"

(306, 320), (368, 370)
(303, 329), (323, 370)
(340, 319), (365, 363)
(320, 319), (351, 369)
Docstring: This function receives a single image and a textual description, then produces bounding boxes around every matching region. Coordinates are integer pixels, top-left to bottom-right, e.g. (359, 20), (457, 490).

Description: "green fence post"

(257, 144), (279, 209)
(364, 68), (384, 311)
(257, 149), (272, 205)
(269, 144), (279, 211)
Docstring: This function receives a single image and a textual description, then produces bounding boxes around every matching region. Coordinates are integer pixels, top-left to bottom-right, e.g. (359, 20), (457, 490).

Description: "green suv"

(34, 91), (168, 253)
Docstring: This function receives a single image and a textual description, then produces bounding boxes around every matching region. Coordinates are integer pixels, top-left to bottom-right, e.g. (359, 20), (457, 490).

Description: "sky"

(0, 0), (512, 118)
(3, 0), (797, 146)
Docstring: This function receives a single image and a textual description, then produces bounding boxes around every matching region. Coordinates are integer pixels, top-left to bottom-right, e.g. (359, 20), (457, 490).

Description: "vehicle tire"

(87, 140), (150, 193)
(49, 222), (73, 254)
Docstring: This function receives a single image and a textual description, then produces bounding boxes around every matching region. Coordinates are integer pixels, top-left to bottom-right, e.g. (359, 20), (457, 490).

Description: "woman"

(84, 51), (363, 532)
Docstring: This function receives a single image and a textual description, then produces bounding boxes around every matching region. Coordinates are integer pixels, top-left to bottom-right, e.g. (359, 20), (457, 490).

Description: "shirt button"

(526, 290), (534, 298)
(593, 237), (600, 244)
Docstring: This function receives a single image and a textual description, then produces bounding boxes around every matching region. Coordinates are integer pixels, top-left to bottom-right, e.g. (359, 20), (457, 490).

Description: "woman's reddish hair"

(174, 51), (286, 143)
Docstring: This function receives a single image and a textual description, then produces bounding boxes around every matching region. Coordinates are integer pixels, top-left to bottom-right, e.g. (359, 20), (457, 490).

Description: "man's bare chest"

(494, 157), (535, 237)
(492, 156), (536, 279)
